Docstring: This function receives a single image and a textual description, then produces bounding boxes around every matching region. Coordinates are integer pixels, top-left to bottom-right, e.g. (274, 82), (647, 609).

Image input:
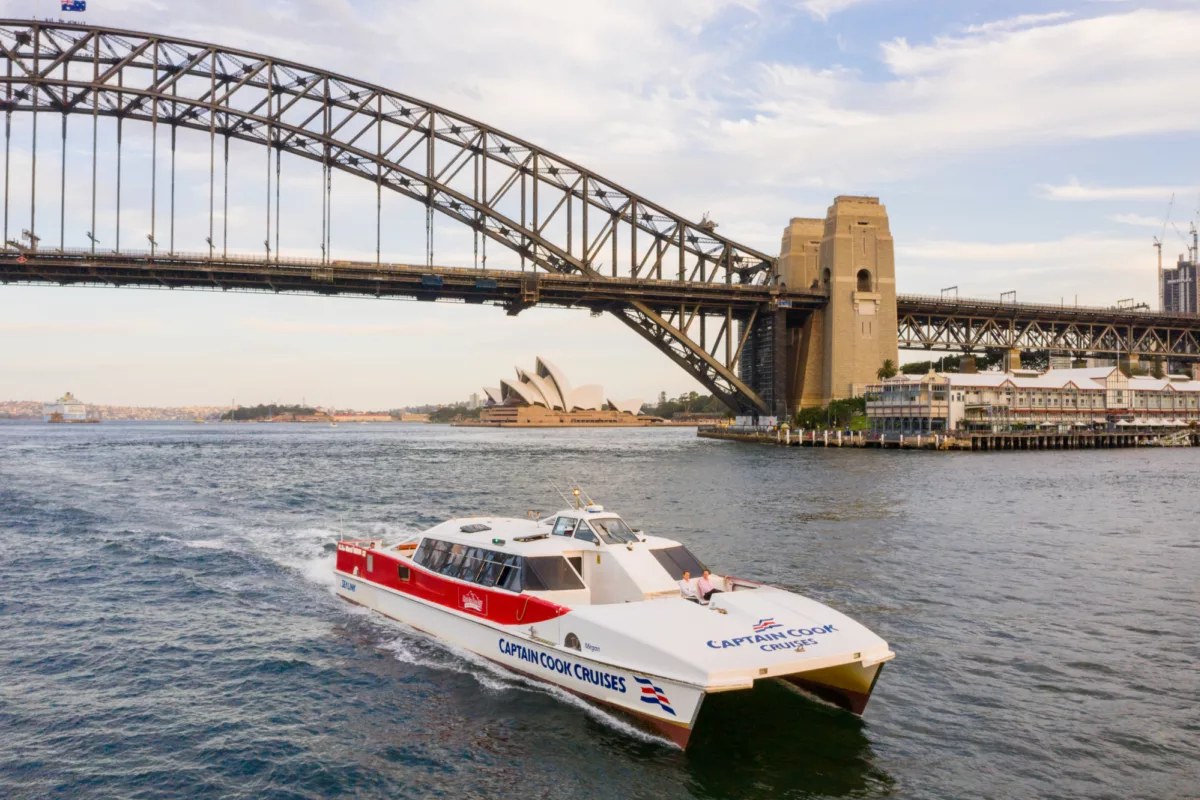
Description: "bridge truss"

(897, 295), (1200, 363)
(0, 19), (780, 411)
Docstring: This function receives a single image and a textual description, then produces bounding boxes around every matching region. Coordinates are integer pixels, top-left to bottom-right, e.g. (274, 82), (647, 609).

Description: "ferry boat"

(334, 491), (894, 748)
(42, 391), (100, 423)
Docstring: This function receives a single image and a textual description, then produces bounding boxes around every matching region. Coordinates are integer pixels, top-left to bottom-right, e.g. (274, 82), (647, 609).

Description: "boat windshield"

(651, 545), (707, 579)
(588, 517), (639, 545)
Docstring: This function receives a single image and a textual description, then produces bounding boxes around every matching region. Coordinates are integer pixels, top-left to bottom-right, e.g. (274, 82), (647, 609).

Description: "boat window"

(414, 539), (453, 572)
(573, 521), (600, 544)
(591, 517), (639, 544)
(552, 517), (577, 537)
(524, 556), (587, 591)
(477, 551), (506, 587)
(443, 543), (468, 576)
(651, 545), (707, 579)
(567, 556), (583, 578)
(456, 547), (486, 582)
(497, 555), (524, 592)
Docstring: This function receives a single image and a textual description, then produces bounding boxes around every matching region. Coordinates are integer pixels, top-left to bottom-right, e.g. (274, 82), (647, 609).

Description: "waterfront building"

(865, 367), (1200, 434)
(474, 356), (658, 427)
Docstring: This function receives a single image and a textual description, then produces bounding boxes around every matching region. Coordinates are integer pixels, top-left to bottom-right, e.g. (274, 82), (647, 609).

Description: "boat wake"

(377, 625), (672, 748)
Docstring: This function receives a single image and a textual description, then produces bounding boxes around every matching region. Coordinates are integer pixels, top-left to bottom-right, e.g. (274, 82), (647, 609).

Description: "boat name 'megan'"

(706, 624), (838, 651)
(498, 638), (628, 693)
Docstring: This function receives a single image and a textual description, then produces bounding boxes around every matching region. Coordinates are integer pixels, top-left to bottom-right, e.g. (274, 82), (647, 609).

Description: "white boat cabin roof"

(357, 505), (715, 603)
(400, 506), (672, 557)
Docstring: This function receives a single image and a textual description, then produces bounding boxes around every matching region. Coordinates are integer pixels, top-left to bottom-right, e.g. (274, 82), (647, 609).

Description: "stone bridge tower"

(778, 196), (898, 410)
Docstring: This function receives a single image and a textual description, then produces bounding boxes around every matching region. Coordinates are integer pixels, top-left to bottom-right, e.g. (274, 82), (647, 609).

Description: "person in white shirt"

(678, 570), (700, 602)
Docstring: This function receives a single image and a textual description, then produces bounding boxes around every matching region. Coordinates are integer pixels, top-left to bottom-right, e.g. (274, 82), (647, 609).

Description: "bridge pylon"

(778, 195), (899, 411)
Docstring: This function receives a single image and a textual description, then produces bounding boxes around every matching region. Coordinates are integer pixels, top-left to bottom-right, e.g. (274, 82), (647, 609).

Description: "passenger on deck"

(678, 571), (700, 603)
(697, 569), (724, 602)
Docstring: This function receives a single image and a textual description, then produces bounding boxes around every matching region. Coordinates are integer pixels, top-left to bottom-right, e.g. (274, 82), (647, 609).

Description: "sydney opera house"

(473, 357), (661, 427)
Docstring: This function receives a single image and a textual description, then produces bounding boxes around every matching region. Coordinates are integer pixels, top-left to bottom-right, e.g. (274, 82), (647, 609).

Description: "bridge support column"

(1004, 348), (1022, 372)
(776, 196), (898, 410)
(779, 217), (826, 410)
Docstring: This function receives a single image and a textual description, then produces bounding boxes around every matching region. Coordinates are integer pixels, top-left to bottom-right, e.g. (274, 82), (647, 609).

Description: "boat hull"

(335, 570), (705, 746)
(780, 660), (886, 714)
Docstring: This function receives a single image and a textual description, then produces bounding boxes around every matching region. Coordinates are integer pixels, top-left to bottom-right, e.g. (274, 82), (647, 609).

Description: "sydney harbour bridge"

(3, 19), (1199, 414)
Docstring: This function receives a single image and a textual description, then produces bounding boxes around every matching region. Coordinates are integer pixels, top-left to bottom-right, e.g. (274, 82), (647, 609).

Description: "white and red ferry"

(334, 493), (894, 748)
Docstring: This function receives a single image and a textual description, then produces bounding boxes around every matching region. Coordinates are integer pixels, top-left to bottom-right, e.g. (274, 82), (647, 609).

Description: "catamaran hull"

(336, 570), (705, 746)
(780, 660), (886, 714)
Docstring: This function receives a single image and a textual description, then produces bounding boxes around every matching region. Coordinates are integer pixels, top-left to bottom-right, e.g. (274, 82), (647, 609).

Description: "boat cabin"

(337, 506), (724, 608)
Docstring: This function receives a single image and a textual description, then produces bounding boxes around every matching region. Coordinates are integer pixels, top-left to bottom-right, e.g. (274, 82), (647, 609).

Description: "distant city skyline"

(3, 0), (1199, 407)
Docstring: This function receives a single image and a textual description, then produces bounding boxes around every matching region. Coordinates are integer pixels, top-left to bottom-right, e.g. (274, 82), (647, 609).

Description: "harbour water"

(1, 423), (1196, 799)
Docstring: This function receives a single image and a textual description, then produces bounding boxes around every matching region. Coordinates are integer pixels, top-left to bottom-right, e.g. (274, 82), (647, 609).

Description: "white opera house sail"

(469, 357), (659, 427)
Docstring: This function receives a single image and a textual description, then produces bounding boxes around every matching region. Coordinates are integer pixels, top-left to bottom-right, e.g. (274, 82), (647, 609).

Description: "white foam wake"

(376, 618), (670, 747)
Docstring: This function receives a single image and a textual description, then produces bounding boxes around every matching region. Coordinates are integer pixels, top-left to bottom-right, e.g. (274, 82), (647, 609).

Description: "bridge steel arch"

(0, 19), (779, 412)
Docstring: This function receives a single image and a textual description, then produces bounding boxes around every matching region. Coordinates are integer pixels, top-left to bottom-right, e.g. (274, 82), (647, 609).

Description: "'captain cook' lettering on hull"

(498, 638), (628, 694)
(707, 624), (838, 652)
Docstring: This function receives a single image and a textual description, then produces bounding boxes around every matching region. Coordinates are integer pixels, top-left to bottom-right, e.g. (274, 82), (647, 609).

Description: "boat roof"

(394, 507), (680, 557)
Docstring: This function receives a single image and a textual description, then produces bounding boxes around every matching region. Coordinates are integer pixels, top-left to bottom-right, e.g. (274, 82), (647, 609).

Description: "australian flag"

(634, 676), (676, 716)
(62, 1), (87, 11)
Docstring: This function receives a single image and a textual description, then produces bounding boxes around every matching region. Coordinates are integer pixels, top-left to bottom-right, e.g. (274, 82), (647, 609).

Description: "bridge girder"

(897, 295), (1200, 360)
(0, 19), (780, 412)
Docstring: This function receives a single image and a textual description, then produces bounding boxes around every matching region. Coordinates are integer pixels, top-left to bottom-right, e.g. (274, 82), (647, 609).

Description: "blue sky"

(2, 0), (1199, 407)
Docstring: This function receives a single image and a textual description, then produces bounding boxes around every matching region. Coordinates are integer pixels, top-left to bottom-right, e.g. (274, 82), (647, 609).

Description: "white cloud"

(1110, 212), (1168, 229)
(897, 234), (1160, 307)
(1039, 179), (1192, 201)
(798, 0), (872, 21)
(962, 12), (1073, 35)
(721, 8), (1200, 189)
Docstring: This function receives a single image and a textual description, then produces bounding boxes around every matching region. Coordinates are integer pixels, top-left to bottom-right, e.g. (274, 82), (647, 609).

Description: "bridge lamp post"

(205, 237), (214, 259)
(264, 239), (272, 261)
(1001, 290), (1015, 303)
(941, 285), (958, 300)
(147, 233), (157, 258)
(85, 231), (100, 253)
(21, 229), (40, 252)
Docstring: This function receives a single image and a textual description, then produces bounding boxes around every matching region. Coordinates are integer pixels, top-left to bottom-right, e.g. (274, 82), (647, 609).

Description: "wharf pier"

(697, 426), (1199, 451)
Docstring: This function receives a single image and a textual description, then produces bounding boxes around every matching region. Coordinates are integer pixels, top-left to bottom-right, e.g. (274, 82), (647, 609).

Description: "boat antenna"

(565, 480), (596, 508)
(549, 480), (574, 509)
(548, 480), (595, 509)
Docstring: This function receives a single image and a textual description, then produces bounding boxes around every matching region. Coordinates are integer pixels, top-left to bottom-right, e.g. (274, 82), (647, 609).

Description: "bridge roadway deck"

(5, 249), (1200, 359)
(0, 249), (824, 315)
(898, 293), (1200, 331)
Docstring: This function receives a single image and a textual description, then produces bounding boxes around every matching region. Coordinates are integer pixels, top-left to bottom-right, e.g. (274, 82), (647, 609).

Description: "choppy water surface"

(1, 423), (1196, 799)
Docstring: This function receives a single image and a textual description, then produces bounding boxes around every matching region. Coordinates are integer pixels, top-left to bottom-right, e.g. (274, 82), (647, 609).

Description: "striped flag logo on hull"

(634, 676), (676, 716)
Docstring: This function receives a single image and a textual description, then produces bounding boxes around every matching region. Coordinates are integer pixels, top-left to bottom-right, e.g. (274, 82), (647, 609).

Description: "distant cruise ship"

(43, 392), (100, 423)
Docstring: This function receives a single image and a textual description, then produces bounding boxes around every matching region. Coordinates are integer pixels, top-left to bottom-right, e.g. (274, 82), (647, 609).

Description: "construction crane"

(1154, 194), (1175, 312)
